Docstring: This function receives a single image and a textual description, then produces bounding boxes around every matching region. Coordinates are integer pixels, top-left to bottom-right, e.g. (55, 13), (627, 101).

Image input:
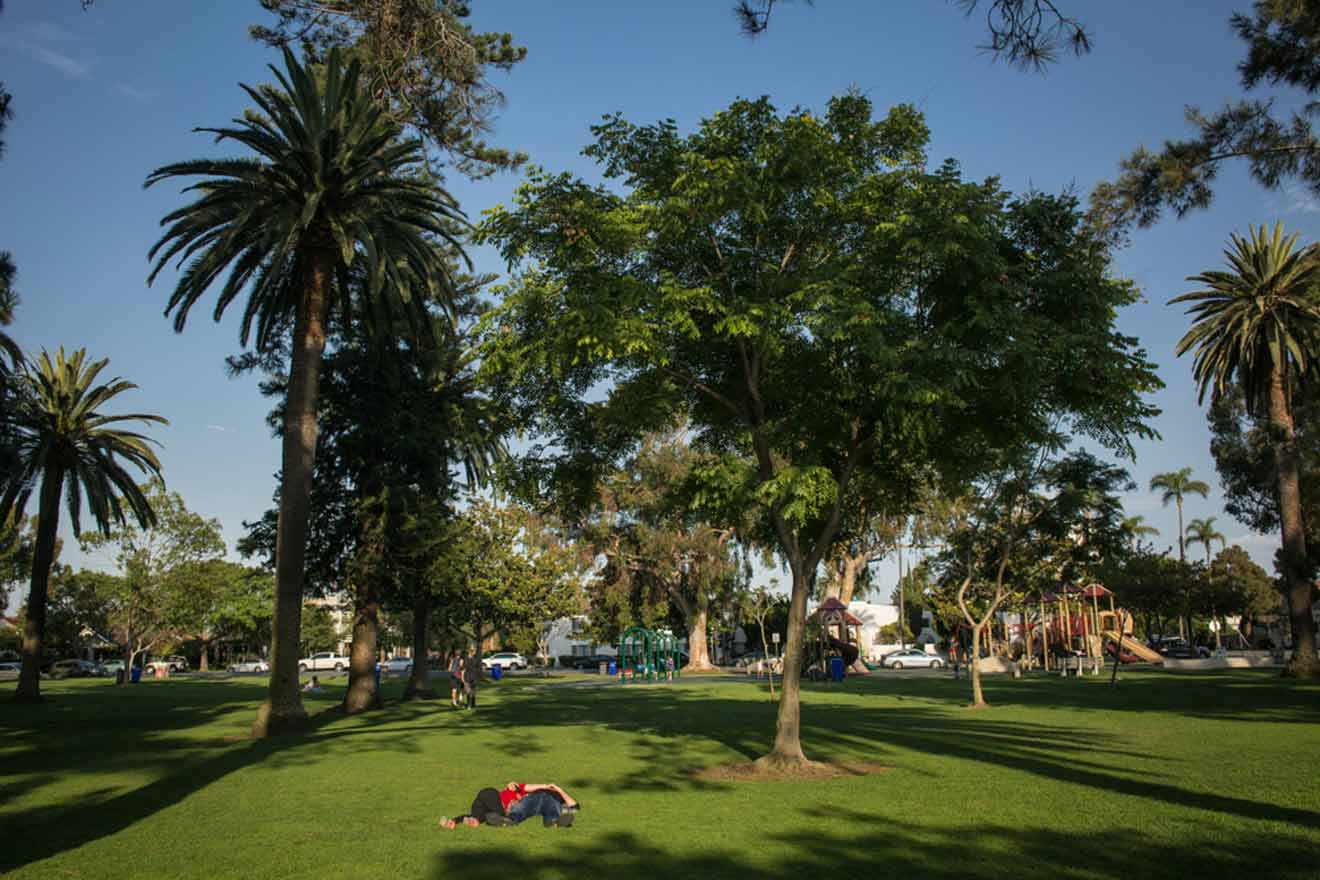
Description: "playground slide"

(1102, 630), (1164, 665)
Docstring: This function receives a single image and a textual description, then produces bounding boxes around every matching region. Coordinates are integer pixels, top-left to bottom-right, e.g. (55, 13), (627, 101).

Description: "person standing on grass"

(448, 651), (463, 708)
(462, 650), (479, 708)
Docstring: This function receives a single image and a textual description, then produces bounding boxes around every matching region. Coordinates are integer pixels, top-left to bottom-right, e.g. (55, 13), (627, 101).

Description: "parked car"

(50, 659), (105, 679)
(298, 652), (350, 672)
(0, 661), (21, 681)
(482, 652), (527, 671)
(380, 657), (414, 675)
(878, 648), (944, 670)
(1153, 638), (1211, 659)
(144, 655), (189, 674)
(228, 659), (270, 673)
(568, 654), (616, 671)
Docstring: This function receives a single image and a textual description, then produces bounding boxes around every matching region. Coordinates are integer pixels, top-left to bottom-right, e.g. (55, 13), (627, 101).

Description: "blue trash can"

(374, 663), (381, 689)
(130, 666), (142, 683)
(607, 660), (618, 676)
(491, 663), (502, 681)
(829, 656), (845, 682)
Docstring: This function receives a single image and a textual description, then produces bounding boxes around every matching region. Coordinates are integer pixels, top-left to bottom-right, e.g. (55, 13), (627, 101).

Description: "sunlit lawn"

(1, 667), (1317, 879)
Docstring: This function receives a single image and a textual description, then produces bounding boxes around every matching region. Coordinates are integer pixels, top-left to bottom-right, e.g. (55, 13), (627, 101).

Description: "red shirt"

(499, 784), (526, 810)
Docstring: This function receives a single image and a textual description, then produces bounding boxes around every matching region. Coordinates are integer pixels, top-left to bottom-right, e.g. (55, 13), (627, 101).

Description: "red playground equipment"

(1018, 583), (1163, 672)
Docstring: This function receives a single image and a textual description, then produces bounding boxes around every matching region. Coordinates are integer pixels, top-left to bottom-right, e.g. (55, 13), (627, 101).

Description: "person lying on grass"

(439, 782), (579, 829)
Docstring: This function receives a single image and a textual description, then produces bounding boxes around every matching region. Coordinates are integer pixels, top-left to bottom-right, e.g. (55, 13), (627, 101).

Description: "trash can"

(491, 663), (502, 681)
(115, 669), (125, 685)
(829, 656), (845, 682)
(598, 661), (608, 676)
(607, 660), (618, 676)
(130, 666), (142, 683)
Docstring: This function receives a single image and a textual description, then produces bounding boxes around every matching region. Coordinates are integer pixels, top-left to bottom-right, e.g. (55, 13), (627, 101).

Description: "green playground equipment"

(619, 626), (680, 683)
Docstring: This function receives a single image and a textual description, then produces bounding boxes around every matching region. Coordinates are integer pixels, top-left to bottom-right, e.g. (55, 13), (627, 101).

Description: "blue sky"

(1, 0), (1314, 591)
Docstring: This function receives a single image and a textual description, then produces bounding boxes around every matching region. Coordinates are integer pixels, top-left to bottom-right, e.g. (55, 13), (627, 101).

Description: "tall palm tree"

(1120, 514), (1159, 551)
(0, 349), (166, 701)
(1149, 468), (1210, 563)
(145, 47), (463, 735)
(1172, 223), (1320, 677)
(1186, 516), (1226, 565)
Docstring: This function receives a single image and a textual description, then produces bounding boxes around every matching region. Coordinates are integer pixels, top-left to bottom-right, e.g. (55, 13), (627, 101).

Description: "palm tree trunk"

(343, 590), (381, 714)
(14, 466), (63, 702)
(1269, 365), (1319, 677)
(756, 558), (811, 770)
(403, 595), (434, 700)
(253, 247), (333, 736)
(1176, 497), (1185, 563)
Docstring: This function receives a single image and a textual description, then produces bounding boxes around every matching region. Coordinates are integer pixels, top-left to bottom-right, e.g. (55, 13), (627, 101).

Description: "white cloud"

(112, 82), (151, 101)
(1266, 181), (1320, 216)
(0, 21), (94, 80)
(33, 46), (91, 78)
(1228, 532), (1276, 549)
(206, 424), (229, 433)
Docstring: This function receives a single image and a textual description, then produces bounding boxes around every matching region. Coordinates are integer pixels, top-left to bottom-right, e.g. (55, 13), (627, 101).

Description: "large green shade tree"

(1172, 223), (1320, 676)
(0, 349), (166, 701)
(145, 47), (463, 735)
(478, 94), (1160, 768)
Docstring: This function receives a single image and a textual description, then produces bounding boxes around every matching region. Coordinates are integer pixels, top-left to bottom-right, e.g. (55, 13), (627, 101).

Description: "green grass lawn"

(1, 668), (1317, 879)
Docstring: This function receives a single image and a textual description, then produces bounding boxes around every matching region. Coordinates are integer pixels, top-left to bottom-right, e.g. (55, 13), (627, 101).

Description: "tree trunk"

(838, 554), (863, 605)
(343, 592), (381, 714)
(968, 621), (986, 708)
(685, 590), (717, 671)
(403, 595), (435, 700)
(1269, 365), (1319, 677)
(199, 640), (210, 673)
(1176, 497), (1185, 563)
(756, 559), (811, 770)
(15, 466), (63, 702)
(253, 247), (333, 737)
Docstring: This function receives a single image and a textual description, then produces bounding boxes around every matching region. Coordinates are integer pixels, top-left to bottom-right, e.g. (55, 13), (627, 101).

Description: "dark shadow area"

(429, 814), (1320, 880)
(0, 680), (444, 873)
(1, 671), (1316, 874)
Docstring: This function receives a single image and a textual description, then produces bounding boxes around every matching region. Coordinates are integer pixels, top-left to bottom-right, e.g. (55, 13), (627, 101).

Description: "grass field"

(1, 668), (1317, 880)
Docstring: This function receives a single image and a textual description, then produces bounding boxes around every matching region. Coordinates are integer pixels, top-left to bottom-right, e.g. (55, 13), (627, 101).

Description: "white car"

(298, 652), (350, 672)
(481, 652), (527, 671)
(380, 657), (413, 675)
(879, 648), (945, 670)
(228, 659), (269, 673)
(0, 661), (21, 681)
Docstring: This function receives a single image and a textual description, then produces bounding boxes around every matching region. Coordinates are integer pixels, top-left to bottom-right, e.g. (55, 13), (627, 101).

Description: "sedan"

(482, 652), (527, 671)
(228, 659), (270, 673)
(879, 648), (945, 670)
(0, 661), (20, 681)
(380, 657), (414, 675)
(50, 659), (105, 678)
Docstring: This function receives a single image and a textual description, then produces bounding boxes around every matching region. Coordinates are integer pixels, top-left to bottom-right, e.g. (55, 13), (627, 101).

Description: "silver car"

(879, 648), (944, 670)
(380, 657), (413, 675)
(228, 659), (270, 673)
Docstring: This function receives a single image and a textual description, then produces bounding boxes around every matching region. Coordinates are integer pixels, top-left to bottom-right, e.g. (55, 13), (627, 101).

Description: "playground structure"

(808, 597), (869, 679)
(618, 626), (681, 683)
(1015, 583), (1163, 672)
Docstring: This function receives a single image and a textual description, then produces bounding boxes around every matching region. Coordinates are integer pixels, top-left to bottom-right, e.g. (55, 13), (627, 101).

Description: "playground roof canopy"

(810, 597), (864, 626)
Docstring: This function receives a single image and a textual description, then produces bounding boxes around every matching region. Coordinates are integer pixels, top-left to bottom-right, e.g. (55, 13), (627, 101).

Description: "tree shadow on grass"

(429, 813), (1320, 880)
(0, 689), (449, 874)
(2, 673), (1316, 874)
(457, 683), (1320, 829)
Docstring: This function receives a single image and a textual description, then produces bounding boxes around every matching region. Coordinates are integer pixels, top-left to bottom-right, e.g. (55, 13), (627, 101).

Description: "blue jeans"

(508, 790), (562, 825)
